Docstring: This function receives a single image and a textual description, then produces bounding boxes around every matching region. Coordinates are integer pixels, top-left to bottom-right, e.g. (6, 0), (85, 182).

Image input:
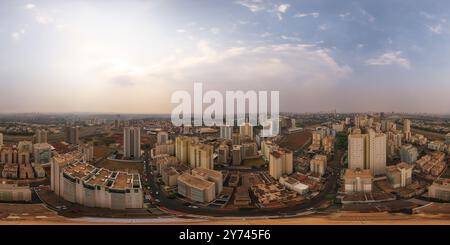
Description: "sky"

(0, 0), (449, 114)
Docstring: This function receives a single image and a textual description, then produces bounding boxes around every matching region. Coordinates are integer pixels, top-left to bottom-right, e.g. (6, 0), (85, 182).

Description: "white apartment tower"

(220, 125), (233, 140)
(367, 129), (387, 176)
(348, 129), (366, 170)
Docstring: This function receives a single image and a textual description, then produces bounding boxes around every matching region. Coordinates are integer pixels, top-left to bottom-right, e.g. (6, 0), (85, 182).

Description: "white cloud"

(420, 11), (435, 20)
(366, 51), (410, 69)
(280, 35), (301, 42)
(360, 8), (375, 23)
(276, 3), (290, 20)
(144, 41), (352, 107)
(25, 3), (36, 9)
(339, 12), (350, 18)
(35, 12), (54, 24)
(427, 24), (442, 34)
(260, 32), (272, 38)
(294, 12), (320, 18)
(277, 4), (290, 13)
(235, 0), (266, 12)
(318, 24), (328, 31)
(11, 29), (26, 40)
(176, 29), (187, 33)
(210, 27), (220, 35)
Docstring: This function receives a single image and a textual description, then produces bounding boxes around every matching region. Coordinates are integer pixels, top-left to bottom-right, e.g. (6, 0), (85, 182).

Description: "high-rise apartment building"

(35, 129), (48, 143)
(157, 131), (169, 144)
(232, 145), (242, 166)
(348, 129), (366, 170)
(367, 129), (387, 176)
(219, 125), (233, 140)
(65, 126), (80, 145)
(175, 136), (199, 165)
(269, 148), (293, 180)
(403, 119), (411, 141)
(123, 127), (141, 160)
(239, 122), (253, 140)
(348, 128), (386, 176)
(189, 143), (214, 170)
(218, 144), (230, 164)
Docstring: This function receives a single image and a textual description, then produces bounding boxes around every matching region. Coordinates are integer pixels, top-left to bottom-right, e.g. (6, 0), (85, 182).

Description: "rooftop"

(178, 173), (214, 190)
(63, 162), (96, 180)
(192, 167), (222, 179)
(344, 168), (373, 179)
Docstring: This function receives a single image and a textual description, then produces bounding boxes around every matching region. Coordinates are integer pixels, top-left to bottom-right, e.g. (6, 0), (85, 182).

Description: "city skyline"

(1, 0), (450, 114)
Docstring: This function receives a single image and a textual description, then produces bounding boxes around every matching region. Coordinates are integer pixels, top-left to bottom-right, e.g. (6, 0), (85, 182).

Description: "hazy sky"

(0, 0), (449, 114)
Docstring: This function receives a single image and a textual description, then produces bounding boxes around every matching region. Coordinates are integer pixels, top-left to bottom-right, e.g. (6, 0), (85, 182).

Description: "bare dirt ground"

(2, 203), (450, 225)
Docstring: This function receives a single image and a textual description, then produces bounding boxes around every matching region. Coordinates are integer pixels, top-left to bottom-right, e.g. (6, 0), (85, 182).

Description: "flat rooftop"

(192, 167), (222, 179)
(344, 168), (373, 179)
(178, 173), (214, 190)
(112, 172), (134, 189)
(85, 168), (112, 186)
(63, 162), (96, 179)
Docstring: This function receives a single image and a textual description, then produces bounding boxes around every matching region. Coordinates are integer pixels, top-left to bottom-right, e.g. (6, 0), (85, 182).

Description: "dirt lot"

(94, 159), (144, 174)
(279, 130), (312, 151)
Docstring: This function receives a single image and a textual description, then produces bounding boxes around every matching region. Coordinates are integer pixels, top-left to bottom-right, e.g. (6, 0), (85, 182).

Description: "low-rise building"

(386, 162), (413, 188)
(428, 179), (450, 201)
(309, 154), (327, 177)
(0, 181), (32, 202)
(161, 167), (179, 187)
(343, 168), (373, 193)
(279, 176), (309, 195)
(192, 167), (223, 195)
(33, 143), (53, 164)
(400, 144), (418, 164)
(177, 173), (215, 203)
(428, 141), (447, 151)
(2, 163), (18, 179)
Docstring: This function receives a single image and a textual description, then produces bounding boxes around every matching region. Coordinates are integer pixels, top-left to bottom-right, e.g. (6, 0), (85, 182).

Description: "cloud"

(35, 12), (54, 24)
(276, 3), (290, 20)
(277, 4), (289, 13)
(11, 29), (26, 40)
(280, 35), (301, 42)
(360, 8), (375, 23)
(25, 3), (36, 9)
(294, 12), (320, 18)
(235, 0), (266, 12)
(420, 11), (435, 20)
(366, 51), (410, 69)
(318, 24), (328, 31)
(146, 41), (351, 94)
(260, 32), (272, 38)
(210, 27), (220, 35)
(427, 23), (442, 34)
(339, 12), (350, 18)
(176, 29), (187, 33)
